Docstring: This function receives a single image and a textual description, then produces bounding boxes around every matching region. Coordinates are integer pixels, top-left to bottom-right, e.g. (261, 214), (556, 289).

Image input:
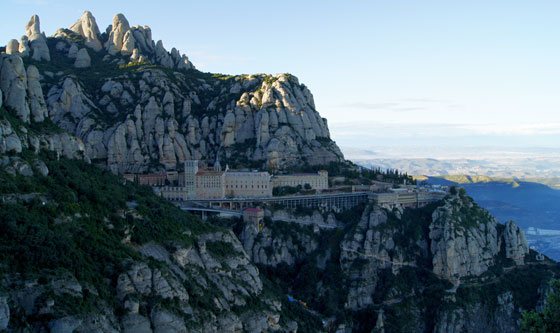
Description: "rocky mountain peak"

(24, 15), (41, 38)
(105, 13), (131, 55)
(1, 11), (342, 172)
(69, 11), (102, 51)
(21, 15), (50, 61)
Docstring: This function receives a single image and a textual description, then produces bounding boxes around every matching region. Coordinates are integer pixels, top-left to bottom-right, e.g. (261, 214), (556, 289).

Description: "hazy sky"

(2, 0), (559, 149)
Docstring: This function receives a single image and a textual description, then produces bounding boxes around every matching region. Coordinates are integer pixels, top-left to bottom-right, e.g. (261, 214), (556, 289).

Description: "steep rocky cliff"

(1, 11), (343, 174)
(237, 193), (557, 332)
(0, 154), (312, 332)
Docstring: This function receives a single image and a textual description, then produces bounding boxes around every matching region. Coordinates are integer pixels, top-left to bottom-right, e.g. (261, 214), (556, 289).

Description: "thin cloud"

(458, 122), (560, 136)
(330, 121), (560, 137)
(337, 98), (460, 113)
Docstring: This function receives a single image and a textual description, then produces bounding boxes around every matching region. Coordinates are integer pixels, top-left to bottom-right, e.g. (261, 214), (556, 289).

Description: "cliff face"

(239, 193), (554, 332)
(1, 12), (343, 174)
(0, 156), (308, 332)
(429, 194), (530, 283)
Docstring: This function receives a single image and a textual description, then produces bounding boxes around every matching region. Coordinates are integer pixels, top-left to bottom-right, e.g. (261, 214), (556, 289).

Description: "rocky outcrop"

(0, 119), (23, 154)
(105, 14), (131, 55)
(241, 217), (319, 267)
(0, 54), (30, 122)
(1, 229), (286, 332)
(67, 43), (79, 59)
(6, 39), (20, 55)
(340, 206), (421, 310)
(26, 65), (48, 122)
(69, 11), (102, 51)
(503, 221), (529, 265)
(25, 15), (50, 62)
(2, 12), (342, 172)
(18, 36), (31, 57)
(430, 194), (499, 282)
(74, 48), (91, 68)
(435, 292), (518, 333)
(47, 77), (97, 132)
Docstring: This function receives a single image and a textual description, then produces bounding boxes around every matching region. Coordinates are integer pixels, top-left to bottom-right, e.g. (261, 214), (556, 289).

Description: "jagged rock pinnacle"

(69, 11), (102, 51)
(24, 15), (50, 61)
(105, 13), (131, 55)
(25, 15), (41, 38)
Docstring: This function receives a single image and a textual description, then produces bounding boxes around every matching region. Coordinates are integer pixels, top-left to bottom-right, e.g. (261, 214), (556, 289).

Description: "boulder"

(74, 48), (91, 68)
(67, 43), (79, 58)
(33, 159), (49, 176)
(6, 39), (20, 55)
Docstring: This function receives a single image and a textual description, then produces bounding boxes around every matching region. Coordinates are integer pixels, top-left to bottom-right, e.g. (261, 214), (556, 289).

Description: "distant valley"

(348, 146), (560, 260)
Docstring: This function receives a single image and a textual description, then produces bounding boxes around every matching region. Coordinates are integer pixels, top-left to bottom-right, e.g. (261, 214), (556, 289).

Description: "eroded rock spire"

(69, 11), (102, 51)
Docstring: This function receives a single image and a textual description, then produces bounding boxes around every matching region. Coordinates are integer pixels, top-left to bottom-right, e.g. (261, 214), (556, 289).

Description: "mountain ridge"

(1, 10), (559, 333)
(1, 11), (343, 174)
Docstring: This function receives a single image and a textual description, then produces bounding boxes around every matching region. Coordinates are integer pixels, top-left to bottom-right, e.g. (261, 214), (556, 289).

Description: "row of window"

(225, 184), (269, 189)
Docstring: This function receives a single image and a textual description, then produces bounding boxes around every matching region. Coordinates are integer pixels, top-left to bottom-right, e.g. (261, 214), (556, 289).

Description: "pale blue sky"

(2, 0), (559, 149)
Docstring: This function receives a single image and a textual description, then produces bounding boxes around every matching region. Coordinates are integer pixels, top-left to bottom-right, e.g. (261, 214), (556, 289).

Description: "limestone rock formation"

(340, 206), (418, 310)
(1, 226), (287, 332)
(105, 13), (131, 55)
(503, 221), (529, 265)
(26, 65), (48, 122)
(18, 36), (30, 57)
(0, 119), (23, 154)
(25, 15), (50, 61)
(0, 54), (30, 123)
(73, 48), (91, 68)
(435, 292), (518, 333)
(69, 11), (102, 51)
(6, 39), (20, 55)
(241, 216), (319, 268)
(429, 194), (499, 282)
(47, 77), (97, 132)
(67, 43), (79, 59)
(2, 12), (342, 172)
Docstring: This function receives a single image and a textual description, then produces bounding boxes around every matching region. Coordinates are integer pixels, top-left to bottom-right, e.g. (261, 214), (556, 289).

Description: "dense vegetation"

(522, 279), (560, 332)
(285, 160), (413, 186)
(0, 152), (213, 302)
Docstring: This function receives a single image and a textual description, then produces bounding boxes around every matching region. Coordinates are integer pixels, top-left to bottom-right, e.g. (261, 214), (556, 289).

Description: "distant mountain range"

(348, 146), (560, 260)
